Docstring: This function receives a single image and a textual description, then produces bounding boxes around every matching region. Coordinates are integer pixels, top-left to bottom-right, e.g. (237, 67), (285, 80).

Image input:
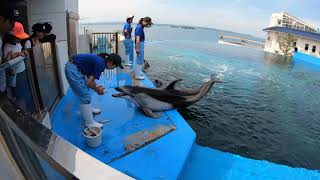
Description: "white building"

(264, 13), (320, 58)
(269, 12), (317, 32)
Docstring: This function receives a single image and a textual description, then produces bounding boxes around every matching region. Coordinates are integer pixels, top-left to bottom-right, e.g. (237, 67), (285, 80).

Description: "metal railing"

(91, 32), (119, 54)
(219, 35), (265, 49)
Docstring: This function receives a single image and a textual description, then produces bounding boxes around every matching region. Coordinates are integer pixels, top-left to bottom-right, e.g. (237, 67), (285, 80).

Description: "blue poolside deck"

(51, 67), (320, 179)
(181, 145), (320, 180)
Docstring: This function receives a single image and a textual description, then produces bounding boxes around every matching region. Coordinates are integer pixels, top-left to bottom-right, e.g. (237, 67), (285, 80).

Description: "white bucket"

(83, 127), (102, 148)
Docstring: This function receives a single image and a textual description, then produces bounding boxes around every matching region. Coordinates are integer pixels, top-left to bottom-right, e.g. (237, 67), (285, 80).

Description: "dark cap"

(0, 6), (20, 22)
(32, 23), (52, 33)
(144, 17), (153, 26)
(108, 53), (124, 69)
(32, 23), (45, 33)
(43, 23), (52, 33)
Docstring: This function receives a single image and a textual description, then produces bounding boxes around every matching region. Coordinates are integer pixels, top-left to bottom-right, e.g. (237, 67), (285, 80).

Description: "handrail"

(0, 94), (134, 180)
(220, 35), (265, 44)
(0, 56), (25, 72)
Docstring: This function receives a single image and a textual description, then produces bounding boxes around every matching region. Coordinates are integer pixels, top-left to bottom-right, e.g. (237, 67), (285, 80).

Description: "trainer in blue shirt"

(65, 53), (123, 128)
(123, 14), (134, 66)
(134, 17), (153, 80)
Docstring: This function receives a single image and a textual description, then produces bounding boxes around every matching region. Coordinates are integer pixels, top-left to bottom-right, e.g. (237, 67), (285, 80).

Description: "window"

(312, 46), (316, 53)
(293, 42), (297, 47)
(305, 44), (309, 51)
(267, 36), (271, 41)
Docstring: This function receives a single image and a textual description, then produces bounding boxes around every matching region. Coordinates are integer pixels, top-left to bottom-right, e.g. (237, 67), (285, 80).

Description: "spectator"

(0, 6), (19, 93)
(22, 23), (46, 49)
(40, 22), (56, 43)
(2, 22), (29, 99)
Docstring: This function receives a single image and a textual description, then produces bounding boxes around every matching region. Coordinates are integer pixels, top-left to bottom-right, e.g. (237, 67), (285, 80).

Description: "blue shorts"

(65, 62), (91, 104)
(136, 42), (144, 65)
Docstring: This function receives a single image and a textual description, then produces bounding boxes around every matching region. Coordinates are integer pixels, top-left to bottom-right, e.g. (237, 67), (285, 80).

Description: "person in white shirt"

(0, 6), (17, 93)
(2, 22), (29, 98)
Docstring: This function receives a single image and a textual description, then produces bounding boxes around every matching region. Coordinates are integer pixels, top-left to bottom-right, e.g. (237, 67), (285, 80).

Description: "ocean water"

(82, 23), (320, 170)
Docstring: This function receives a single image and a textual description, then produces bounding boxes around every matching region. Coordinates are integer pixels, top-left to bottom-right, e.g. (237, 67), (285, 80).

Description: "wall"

(264, 31), (281, 53)
(269, 13), (282, 27)
(296, 37), (320, 58)
(264, 31), (320, 58)
(28, 0), (79, 95)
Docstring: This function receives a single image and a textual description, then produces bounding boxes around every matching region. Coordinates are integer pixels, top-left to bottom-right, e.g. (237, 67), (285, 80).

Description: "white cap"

(126, 14), (134, 20)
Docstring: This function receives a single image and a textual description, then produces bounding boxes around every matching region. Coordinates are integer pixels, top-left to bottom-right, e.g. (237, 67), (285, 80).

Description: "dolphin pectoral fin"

(142, 107), (161, 119)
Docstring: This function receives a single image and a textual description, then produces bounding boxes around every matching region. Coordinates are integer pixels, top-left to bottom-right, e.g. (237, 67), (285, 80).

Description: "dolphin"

(112, 75), (221, 118)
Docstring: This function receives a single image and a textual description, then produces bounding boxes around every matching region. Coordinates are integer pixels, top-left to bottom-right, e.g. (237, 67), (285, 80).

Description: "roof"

(263, 26), (320, 42)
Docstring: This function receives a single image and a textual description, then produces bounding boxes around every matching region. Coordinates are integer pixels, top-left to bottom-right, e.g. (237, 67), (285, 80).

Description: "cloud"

(79, 0), (318, 38)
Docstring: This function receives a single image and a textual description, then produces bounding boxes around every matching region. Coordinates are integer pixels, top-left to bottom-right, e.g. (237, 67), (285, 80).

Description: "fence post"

(115, 32), (119, 54)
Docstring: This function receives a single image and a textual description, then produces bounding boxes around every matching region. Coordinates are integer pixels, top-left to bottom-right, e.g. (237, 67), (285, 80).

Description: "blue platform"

(51, 70), (177, 164)
(181, 144), (320, 180)
(51, 66), (320, 179)
(294, 52), (320, 67)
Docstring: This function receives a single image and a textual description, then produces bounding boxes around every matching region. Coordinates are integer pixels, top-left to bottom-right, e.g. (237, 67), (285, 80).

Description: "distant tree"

(279, 34), (297, 56)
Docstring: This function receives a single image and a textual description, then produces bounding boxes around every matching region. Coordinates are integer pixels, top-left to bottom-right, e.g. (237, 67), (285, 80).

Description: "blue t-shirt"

(72, 54), (106, 80)
(123, 22), (132, 39)
(135, 24), (145, 42)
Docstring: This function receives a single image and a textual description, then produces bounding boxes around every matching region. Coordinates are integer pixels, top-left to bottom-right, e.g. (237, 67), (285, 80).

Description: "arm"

(123, 29), (129, 38)
(4, 51), (25, 62)
(86, 75), (105, 95)
(135, 36), (141, 54)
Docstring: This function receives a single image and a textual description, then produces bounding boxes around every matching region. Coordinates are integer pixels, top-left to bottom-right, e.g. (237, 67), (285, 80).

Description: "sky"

(79, 0), (320, 38)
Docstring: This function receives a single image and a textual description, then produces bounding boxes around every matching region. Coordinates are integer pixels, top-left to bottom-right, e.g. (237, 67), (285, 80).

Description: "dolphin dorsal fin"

(165, 79), (182, 90)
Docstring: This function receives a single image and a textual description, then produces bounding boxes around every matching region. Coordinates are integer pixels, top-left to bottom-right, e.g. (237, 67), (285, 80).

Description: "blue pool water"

(82, 23), (320, 170)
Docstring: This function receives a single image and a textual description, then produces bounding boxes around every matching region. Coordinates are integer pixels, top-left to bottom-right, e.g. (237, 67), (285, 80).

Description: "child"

(2, 22), (29, 99)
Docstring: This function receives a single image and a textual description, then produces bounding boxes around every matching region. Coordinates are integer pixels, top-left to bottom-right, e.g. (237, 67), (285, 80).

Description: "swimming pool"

(144, 39), (320, 170)
(82, 23), (320, 170)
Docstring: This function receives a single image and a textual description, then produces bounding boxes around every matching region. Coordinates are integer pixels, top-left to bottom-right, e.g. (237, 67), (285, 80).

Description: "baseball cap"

(126, 14), (134, 20)
(12, 22), (29, 39)
(43, 23), (52, 33)
(32, 23), (46, 33)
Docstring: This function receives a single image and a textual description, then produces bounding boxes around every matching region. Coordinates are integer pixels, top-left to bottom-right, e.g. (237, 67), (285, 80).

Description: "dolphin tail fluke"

(210, 74), (223, 83)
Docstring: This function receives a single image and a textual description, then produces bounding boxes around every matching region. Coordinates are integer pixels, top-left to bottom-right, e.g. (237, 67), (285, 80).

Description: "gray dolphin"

(112, 75), (221, 118)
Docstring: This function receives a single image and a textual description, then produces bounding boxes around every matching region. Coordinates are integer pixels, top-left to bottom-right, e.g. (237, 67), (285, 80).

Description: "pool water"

(144, 39), (320, 170)
(83, 24), (320, 170)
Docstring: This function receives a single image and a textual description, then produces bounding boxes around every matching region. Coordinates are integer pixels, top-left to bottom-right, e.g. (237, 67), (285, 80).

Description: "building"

(269, 12), (317, 32)
(264, 12), (320, 58)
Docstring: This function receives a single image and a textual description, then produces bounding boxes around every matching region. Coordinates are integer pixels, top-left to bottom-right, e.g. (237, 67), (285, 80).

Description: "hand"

(97, 86), (105, 95)
(136, 48), (140, 54)
(22, 50), (29, 56)
(16, 52), (25, 57)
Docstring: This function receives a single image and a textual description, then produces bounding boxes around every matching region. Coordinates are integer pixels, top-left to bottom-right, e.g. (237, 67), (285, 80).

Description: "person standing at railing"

(134, 17), (153, 80)
(2, 22), (29, 100)
(21, 23), (46, 49)
(122, 14), (134, 66)
(22, 22), (56, 50)
(65, 53), (123, 128)
(0, 6), (18, 94)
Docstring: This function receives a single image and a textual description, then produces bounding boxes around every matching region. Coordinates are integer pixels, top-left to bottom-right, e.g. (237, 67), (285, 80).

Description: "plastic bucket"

(83, 127), (102, 148)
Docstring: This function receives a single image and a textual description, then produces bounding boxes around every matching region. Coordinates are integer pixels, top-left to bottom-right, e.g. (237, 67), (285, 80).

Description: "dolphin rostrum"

(112, 75), (221, 118)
